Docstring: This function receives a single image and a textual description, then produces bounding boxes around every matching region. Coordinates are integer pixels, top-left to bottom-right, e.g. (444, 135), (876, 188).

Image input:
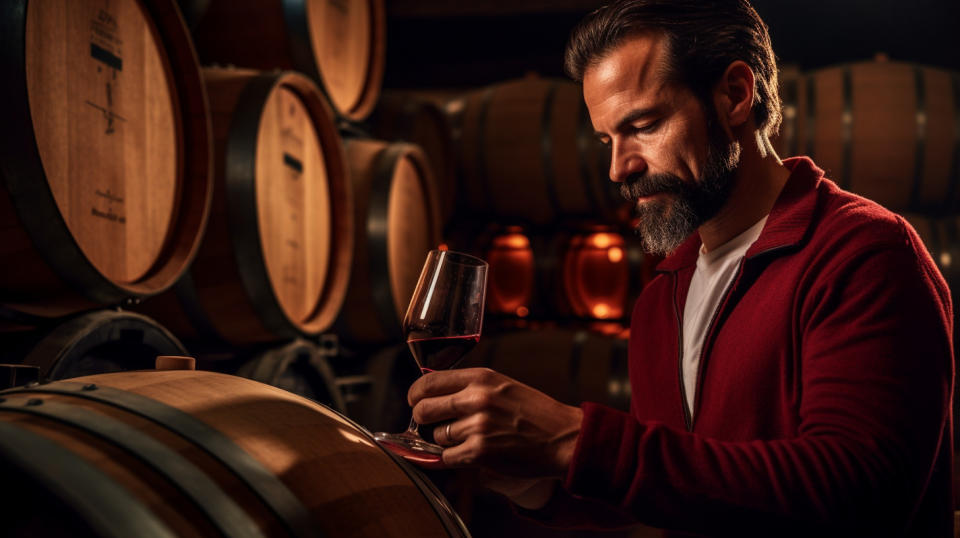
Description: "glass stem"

(406, 416), (420, 435)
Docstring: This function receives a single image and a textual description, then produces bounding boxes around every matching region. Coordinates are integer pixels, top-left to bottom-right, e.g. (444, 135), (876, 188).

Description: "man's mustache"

(620, 172), (686, 202)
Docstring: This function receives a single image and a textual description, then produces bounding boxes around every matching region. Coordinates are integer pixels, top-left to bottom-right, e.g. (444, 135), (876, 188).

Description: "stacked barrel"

(4, 1), (958, 536)
(0, 1), (470, 536)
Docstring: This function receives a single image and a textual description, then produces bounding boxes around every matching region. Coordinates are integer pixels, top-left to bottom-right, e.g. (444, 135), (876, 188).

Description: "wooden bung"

(181, 0), (386, 121)
(0, 369), (468, 537)
(5, 310), (188, 382)
(0, 0), (213, 320)
(137, 69), (353, 347)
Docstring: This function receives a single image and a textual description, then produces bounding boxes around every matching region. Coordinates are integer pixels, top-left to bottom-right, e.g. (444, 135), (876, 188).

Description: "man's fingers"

(408, 367), (498, 406)
(441, 435), (482, 467)
(413, 386), (492, 424)
(435, 420), (458, 446)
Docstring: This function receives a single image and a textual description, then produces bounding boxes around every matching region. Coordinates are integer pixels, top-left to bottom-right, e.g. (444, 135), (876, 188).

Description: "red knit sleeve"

(560, 241), (953, 535)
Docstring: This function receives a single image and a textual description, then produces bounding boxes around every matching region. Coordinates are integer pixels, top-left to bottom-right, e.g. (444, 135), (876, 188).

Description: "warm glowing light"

(438, 243), (449, 251)
(516, 306), (529, 317)
(591, 233), (615, 249)
(607, 246), (624, 263)
(592, 303), (611, 319)
(493, 233), (530, 249)
(940, 252), (952, 268)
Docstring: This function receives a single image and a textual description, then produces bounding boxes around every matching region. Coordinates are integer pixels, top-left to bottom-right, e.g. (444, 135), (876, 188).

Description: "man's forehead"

(583, 32), (670, 92)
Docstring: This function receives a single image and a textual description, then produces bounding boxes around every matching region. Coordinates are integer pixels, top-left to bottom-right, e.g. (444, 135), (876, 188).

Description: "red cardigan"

(538, 158), (954, 536)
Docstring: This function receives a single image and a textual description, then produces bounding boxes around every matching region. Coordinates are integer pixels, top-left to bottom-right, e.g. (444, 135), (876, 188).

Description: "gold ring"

(445, 422), (453, 442)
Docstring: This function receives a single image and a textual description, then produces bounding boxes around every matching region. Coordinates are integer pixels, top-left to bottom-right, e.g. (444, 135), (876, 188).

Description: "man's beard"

(621, 112), (741, 256)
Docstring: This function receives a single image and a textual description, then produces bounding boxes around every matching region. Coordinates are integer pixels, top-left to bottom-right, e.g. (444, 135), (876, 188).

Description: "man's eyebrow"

(593, 106), (659, 138)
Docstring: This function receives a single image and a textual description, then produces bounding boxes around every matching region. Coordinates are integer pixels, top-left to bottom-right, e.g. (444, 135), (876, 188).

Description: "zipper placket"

(676, 244), (793, 432)
(686, 257), (746, 431)
(672, 272), (691, 430)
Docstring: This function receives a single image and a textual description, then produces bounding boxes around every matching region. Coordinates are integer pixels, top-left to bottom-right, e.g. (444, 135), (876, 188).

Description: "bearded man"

(407, 1), (954, 535)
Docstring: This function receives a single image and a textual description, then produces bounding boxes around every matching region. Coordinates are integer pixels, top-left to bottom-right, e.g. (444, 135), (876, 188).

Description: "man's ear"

(713, 60), (756, 129)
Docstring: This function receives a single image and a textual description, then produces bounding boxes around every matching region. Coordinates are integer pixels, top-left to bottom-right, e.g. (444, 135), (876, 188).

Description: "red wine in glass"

(374, 249), (488, 463)
(408, 334), (480, 373)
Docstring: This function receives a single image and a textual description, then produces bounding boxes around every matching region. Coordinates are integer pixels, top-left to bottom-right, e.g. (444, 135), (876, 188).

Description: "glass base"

(374, 430), (443, 464)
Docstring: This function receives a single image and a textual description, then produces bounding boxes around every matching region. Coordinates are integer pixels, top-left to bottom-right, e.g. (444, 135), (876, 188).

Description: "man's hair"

(564, 0), (781, 140)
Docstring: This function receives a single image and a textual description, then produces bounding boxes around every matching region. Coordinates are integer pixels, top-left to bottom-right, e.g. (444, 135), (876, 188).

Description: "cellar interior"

(0, 0), (958, 536)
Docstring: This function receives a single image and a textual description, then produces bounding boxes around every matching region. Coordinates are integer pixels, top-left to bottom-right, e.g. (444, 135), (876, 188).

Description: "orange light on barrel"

(486, 228), (535, 316)
(564, 231), (629, 320)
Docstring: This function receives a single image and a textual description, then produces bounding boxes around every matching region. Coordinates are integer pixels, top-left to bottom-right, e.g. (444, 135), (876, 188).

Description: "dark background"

(383, 0), (960, 89)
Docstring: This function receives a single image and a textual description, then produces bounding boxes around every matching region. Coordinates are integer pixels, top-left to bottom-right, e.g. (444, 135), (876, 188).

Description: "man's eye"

(633, 121), (659, 134)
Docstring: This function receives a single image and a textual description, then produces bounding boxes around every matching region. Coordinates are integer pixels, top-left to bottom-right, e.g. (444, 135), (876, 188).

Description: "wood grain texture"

(26, 0), (181, 284)
(185, 0), (385, 121)
(370, 92), (458, 228)
(137, 69), (353, 346)
(256, 85), (332, 326)
(774, 60), (960, 212)
(456, 77), (620, 227)
(41, 370), (459, 537)
(0, 0), (212, 320)
(336, 140), (441, 345)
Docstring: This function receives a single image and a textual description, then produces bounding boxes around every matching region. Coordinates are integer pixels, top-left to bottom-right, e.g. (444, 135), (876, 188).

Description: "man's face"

(583, 33), (741, 255)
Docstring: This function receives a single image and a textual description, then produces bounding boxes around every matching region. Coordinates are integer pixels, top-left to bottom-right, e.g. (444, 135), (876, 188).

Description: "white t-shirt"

(681, 216), (768, 419)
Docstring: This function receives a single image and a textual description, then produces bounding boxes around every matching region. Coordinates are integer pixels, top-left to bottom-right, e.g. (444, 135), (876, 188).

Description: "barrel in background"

(453, 77), (626, 228)
(0, 0), (213, 319)
(138, 69), (353, 347)
(234, 338), (347, 413)
(335, 140), (442, 345)
(181, 0), (386, 121)
(773, 58), (960, 213)
(0, 310), (188, 382)
(368, 92), (458, 229)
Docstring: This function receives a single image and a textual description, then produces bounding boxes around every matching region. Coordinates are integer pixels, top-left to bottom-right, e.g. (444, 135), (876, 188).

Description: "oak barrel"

(1, 310), (187, 382)
(369, 92), (458, 228)
(0, 368), (469, 537)
(236, 338), (347, 413)
(138, 69), (353, 346)
(180, 0), (386, 121)
(454, 77), (625, 227)
(773, 59), (960, 212)
(0, 0), (213, 318)
(335, 140), (441, 345)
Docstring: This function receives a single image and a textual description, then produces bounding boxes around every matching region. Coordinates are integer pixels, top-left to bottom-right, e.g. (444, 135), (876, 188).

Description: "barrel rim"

(366, 142), (443, 338)
(0, 0), (214, 305)
(284, 0), (386, 122)
(20, 309), (188, 381)
(0, 420), (178, 538)
(236, 338), (348, 413)
(223, 70), (354, 339)
(3, 370), (471, 538)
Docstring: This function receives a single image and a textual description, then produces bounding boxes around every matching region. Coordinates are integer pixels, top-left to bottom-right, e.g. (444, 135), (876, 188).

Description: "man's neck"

(698, 134), (790, 252)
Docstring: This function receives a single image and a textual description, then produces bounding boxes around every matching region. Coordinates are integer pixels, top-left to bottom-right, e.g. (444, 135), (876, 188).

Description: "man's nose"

(609, 142), (645, 183)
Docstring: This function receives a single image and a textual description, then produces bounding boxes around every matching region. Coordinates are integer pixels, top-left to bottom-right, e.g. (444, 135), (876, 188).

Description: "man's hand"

(408, 367), (584, 478)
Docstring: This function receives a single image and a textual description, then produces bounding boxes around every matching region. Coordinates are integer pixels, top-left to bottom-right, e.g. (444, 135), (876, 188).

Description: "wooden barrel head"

(337, 140), (440, 344)
(387, 154), (434, 318)
(256, 84), (333, 326)
(309, 0), (385, 120)
(25, 0), (182, 284)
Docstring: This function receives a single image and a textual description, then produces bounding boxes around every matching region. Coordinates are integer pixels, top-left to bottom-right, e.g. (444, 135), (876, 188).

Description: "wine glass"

(373, 249), (488, 463)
